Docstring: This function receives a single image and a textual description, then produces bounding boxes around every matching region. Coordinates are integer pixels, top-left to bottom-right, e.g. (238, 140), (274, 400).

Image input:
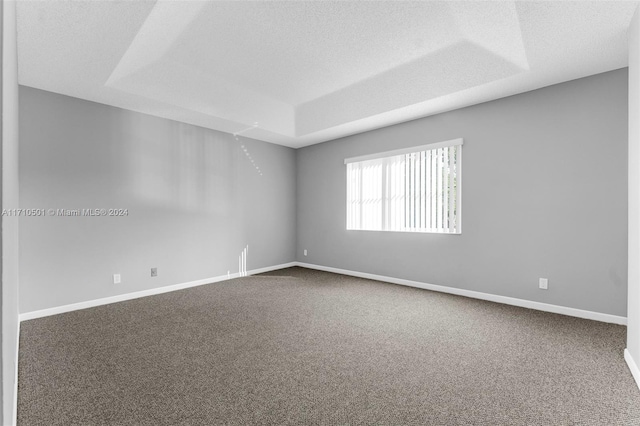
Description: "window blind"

(346, 139), (462, 234)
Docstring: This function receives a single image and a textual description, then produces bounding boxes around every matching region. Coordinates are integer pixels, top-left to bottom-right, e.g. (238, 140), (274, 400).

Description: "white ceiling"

(17, 1), (638, 148)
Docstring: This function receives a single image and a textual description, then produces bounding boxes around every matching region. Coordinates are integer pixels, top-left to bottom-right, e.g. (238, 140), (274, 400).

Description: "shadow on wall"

(116, 113), (266, 280)
(122, 115), (263, 214)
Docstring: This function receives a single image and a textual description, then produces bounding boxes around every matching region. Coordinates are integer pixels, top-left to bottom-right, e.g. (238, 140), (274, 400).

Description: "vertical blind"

(345, 139), (462, 233)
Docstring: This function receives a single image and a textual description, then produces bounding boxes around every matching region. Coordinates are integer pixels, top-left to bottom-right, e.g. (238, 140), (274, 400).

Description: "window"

(345, 138), (462, 234)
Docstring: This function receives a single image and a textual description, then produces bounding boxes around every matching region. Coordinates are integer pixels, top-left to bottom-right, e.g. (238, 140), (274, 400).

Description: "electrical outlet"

(151, 267), (157, 277)
(113, 274), (121, 284)
(304, 249), (308, 256)
(539, 278), (548, 290)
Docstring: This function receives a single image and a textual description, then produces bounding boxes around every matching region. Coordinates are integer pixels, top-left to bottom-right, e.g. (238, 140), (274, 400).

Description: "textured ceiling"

(17, 1), (638, 148)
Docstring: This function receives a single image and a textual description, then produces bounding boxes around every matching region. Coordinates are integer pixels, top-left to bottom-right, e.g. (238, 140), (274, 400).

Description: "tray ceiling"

(17, 1), (638, 148)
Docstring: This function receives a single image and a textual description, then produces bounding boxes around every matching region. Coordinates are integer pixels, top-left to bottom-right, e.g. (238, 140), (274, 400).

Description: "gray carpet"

(17, 267), (640, 425)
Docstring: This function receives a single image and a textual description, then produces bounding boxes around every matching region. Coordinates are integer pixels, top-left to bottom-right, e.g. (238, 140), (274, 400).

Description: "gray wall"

(628, 8), (640, 365)
(19, 86), (296, 313)
(18, 69), (629, 318)
(3, 1), (20, 424)
(297, 69), (628, 317)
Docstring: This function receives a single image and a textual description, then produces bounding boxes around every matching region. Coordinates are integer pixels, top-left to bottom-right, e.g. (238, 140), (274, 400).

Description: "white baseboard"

(19, 260), (626, 326)
(19, 262), (297, 322)
(247, 262), (297, 275)
(295, 262), (627, 325)
(10, 321), (19, 426)
(625, 349), (640, 391)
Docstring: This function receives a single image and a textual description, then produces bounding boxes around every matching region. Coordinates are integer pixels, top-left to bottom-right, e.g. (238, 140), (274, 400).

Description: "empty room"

(3, 0), (640, 424)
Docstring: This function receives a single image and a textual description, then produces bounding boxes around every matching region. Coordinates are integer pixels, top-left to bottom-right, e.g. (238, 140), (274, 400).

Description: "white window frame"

(345, 138), (462, 234)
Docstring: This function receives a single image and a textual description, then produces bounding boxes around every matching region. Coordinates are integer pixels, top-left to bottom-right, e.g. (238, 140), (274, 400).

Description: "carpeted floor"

(17, 267), (640, 425)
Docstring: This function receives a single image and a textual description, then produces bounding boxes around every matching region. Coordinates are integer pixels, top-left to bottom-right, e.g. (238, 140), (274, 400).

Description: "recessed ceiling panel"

(169, 1), (461, 105)
(17, 0), (156, 100)
(107, 59), (295, 137)
(515, 1), (634, 71)
(16, 1), (639, 148)
(296, 39), (527, 136)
